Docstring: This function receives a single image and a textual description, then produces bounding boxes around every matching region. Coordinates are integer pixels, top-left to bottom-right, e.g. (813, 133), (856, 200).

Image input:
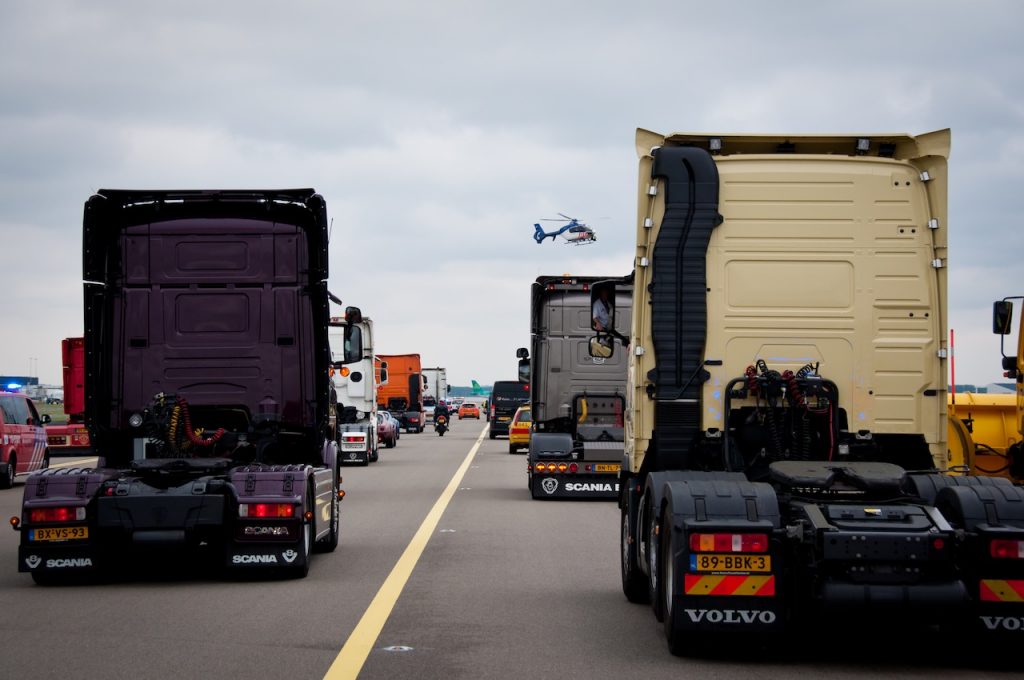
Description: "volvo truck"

(13, 189), (342, 584)
(329, 309), (379, 466)
(519, 275), (632, 500)
(611, 130), (1024, 654)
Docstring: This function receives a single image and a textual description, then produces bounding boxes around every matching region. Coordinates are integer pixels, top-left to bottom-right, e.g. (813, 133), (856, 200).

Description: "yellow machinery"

(948, 392), (1020, 480)
(947, 297), (1024, 482)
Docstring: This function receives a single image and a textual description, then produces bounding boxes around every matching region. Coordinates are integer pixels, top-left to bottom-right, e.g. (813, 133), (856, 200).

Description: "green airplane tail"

(471, 380), (485, 395)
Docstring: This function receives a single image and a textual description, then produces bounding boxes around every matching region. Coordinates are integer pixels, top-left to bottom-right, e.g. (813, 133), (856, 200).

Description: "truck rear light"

(29, 506), (86, 523)
(569, 463), (578, 473)
(342, 434), (364, 443)
(689, 532), (769, 553)
(239, 503), (296, 519)
(557, 463), (568, 472)
(990, 539), (1024, 559)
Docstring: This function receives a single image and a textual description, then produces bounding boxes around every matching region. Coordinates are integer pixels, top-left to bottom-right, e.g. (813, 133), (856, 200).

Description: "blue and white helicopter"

(532, 214), (596, 245)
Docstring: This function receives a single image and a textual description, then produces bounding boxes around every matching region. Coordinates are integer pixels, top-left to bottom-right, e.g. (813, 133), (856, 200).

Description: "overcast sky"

(2, 1), (1022, 390)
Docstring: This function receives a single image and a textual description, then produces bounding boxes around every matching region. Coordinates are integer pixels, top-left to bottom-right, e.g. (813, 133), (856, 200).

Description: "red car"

(376, 412), (398, 448)
(1, 392), (51, 489)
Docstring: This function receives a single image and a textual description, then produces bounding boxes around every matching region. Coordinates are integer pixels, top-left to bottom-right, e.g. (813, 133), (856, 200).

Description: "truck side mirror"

(516, 347), (529, 359)
(518, 358), (531, 383)
(994, 300), (1014, 335)
(589, 335), (614, 359)
(345, 306), (363, 324)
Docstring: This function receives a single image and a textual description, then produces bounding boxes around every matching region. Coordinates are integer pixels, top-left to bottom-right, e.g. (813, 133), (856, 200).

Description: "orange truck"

(44, 337), (92, 457)
(376, 354), (424, 433)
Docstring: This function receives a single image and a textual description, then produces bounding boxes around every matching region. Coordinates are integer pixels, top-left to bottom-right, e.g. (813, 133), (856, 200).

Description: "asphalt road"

(0, 421), (1015, 679)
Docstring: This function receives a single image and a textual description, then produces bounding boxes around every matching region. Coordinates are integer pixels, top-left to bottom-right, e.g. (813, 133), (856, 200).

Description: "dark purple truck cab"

(17, 190), (341, 583)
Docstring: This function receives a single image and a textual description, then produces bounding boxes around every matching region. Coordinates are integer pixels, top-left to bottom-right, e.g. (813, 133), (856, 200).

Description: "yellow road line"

(323, 425), (488, 680)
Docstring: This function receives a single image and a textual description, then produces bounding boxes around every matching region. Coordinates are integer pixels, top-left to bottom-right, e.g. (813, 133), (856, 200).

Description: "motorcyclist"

(434, 400), (450, 424)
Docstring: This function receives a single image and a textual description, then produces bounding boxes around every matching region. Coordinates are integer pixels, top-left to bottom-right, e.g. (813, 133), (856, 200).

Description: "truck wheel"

(314, 474), (339, 554)
(508, 444), (516, 454)
(647, 497), (665, 621)
(489, 430), (496, 440)
(662, 505), (700, 656)
(621, 503), (649, 603)
(1, 454), (16, 489)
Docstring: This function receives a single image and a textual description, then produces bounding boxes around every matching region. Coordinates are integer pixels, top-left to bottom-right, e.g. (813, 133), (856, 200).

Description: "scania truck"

(519, 275), (632, 500)
(13, 189), (342, 583)
(611, 130), (1024, 654)
(329, 309), (379, 466)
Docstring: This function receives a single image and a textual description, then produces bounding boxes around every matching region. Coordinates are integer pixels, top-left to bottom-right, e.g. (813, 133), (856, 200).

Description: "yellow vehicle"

(947, 298), (1024, 482)
(508, 405), (531, 454)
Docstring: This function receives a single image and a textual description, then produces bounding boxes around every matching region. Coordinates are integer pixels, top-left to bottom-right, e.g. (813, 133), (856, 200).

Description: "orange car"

(458, 402), (480, 419)
(508, 405), (531, 454)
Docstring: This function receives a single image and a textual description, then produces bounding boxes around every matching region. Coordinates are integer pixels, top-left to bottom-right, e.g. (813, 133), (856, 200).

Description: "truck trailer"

(329, 309), (379, 466)
(611, 130), (1024, 653)
(14, 189), (342, 584)
(520, 275), (632, 500)
(376, 354), (424, 433)
(422, 367), (449, 419)
(44, 337), (92, 457)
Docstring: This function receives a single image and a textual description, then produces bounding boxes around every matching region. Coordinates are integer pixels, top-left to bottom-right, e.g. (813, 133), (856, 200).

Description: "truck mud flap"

(339, 449), (369, 465)
(531, 474), (619, 500)
(226, 544), (308, 570)
(19, 544), (98, 574)
(663, 479), (784, 637)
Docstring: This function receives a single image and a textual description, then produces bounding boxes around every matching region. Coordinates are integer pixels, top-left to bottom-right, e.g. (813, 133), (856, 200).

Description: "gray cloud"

(1, 0), (1022, 388)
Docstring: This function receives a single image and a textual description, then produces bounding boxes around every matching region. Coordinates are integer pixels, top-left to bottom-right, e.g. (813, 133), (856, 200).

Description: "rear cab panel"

(19, 189), (339, 580)
(529, 275), (632, 499)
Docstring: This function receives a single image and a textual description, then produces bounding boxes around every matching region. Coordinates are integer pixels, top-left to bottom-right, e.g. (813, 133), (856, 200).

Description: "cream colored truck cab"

(612, 130), (1024, 655)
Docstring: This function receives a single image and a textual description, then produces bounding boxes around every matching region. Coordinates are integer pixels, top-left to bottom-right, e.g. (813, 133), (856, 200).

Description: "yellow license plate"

(692, 553), (771, 573)
(31, 526), (89, 542)
(595, 464), (620, 472)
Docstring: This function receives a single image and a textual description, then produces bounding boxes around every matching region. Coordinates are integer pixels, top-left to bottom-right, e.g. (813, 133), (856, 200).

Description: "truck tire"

(489, 430), (496, 440)
(662, 504), (702, 657)
(0, 454), (15, 489)
(647, 495), (665, 621)
(314, 474), (340, 554)
(508, 444), (516, 454)
(621, 502), (649, 603)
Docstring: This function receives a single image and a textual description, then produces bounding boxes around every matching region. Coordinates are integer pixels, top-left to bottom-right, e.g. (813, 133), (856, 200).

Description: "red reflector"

(569, 463), (578, 473)
(932, 538), (945, 551)
(991, 539), (1024, 559)
(29, 507), (84, 523)
(689, 532), (770, 553)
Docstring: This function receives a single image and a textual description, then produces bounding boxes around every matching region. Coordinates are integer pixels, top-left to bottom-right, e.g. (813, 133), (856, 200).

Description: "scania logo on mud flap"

(232, 554), (278, 565)
(541, 478), (559, 495)
(282, 550), (298, 564)
(981, 616), (1024, 631)
(565, 482), (618, 492)
(25, 555), (42, 569)
(45, 558), (93, 569)
(685, 609), (777, 625)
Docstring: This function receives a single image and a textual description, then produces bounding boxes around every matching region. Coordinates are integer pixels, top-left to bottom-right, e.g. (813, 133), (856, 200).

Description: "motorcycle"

(435, 414), (449, 437)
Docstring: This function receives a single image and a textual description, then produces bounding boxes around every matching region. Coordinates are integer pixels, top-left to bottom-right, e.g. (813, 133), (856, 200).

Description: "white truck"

(329, 309), (378, 466)
(422, 367), (448, 419)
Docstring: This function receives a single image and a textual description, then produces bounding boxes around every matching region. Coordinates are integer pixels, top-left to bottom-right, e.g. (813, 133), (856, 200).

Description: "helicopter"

(532, 214), (596, 245)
